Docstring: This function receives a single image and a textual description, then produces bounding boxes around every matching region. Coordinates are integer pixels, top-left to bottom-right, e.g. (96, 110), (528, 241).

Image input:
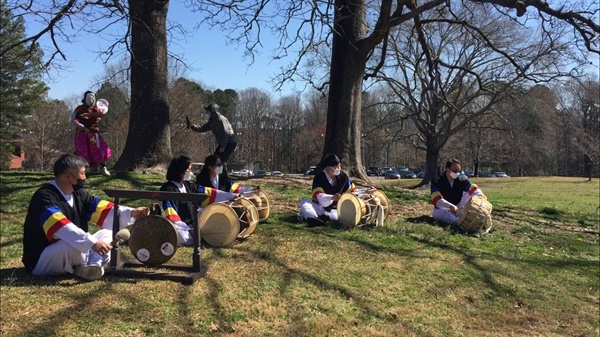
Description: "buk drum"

(226, 198), (260, 238)
(243, 191), (271, 222)
(338, 192), (381, 227)
(458, 195), (493, 234)
(128, 215), (178, 266)
(198, 198), (260, 247)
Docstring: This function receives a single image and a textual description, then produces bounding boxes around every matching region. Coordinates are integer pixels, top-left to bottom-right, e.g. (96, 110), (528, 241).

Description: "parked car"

(416, 171), (425, 178)
(379, 167), (392, 176)
(480, 173), (496, 177)
(401, 170), (417, 179)
(464, 170), (475, 178)
(254, 170), (267, 178)
(494, 172), (510, 178)
(233, 169), (253, 176)
(367, 166), (379, 176)
(384, 170), (401, 179)
(304, 166), (317, 175)
(396, 166), (409, 172)
(272, 170), (283, 176)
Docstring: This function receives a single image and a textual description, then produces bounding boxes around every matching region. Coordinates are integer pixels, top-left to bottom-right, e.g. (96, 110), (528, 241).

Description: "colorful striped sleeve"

(348, 181), (356, 193)
(162, 200), (182, 223)
(431, 184), (443, 206)
(230, 182), (242, 193)
(40, 206), (72, 242)
(88, 197), (115, 227)
(465, 181), (479, 195)
(311, 187), (325, 202)
(197, 185), (218, 208)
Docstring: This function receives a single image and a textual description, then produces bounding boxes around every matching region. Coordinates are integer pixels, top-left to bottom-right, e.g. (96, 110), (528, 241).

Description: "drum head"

(257, 191), (270, 222)
(198, 203), (240, 247)
(229, 198), (259, 238)
(338, 193), (362, 227)
(129, 215), (178, 266)
(371, 190), (390, 220)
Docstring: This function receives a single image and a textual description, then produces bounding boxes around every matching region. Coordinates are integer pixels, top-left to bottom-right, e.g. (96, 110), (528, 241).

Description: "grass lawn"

(1, 172), (598, 337)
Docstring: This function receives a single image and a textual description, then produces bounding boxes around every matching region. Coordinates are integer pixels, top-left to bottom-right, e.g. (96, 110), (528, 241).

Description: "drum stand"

(103, 189), (209, 285)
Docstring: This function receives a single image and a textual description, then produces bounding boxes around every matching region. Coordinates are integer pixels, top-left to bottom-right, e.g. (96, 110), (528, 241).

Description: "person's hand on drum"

(333, 193), (342, 202)
(449, 204), (458, 214)
(254, 186), (261, 192)
(131, 207), (150, 219)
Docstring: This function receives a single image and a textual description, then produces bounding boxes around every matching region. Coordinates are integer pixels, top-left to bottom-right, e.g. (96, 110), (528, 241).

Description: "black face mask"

(73, 179), (86, 191)
(69, 173), (86, 191)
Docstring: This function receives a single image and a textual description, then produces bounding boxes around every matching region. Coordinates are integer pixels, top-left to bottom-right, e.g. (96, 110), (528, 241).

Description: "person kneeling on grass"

(22, 154), (149, 281)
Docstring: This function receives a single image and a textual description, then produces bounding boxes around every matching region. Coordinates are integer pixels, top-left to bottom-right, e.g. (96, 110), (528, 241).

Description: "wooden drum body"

(458, 195), (493, 234)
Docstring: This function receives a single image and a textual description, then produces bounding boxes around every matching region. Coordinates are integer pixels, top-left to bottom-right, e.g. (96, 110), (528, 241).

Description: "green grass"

(1, 172), (599, 337)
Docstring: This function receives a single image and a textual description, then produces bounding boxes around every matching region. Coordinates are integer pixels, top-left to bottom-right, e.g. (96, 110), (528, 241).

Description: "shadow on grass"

(494, 206), (599, 236)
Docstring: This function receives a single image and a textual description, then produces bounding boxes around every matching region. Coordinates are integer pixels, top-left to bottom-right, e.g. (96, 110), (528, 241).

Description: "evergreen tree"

(0, 1), (47, 169)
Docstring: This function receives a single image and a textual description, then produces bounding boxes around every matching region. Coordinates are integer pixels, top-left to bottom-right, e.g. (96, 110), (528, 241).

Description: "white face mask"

(449, 171), (459, 179)
(333, 167), (341, 176)
(183, 171), (192, 181)
(215, 166), (223, 174)
(85, 93), (96, 106)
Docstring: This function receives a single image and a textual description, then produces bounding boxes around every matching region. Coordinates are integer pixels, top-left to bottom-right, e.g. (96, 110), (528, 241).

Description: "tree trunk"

(584, 153), (593, 181)
(418, 139), (441, 187)
(113, 0), (172, 171)
(322, 0), (369, 181)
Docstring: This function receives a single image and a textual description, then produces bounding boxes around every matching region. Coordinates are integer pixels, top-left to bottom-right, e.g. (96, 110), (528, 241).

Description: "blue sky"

(24, 2), (302, 101)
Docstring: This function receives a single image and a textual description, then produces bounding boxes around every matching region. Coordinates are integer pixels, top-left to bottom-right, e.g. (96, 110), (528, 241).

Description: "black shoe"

(306, 217), (325, 227)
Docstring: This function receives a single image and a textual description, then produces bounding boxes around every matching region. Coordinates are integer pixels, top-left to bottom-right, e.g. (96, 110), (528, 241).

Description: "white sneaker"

(101, 166), (111, 176)
(73, 265), (104, 281)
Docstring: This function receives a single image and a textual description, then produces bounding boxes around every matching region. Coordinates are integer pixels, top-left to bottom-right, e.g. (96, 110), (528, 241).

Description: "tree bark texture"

(114, 0), (172, 170)
(323, 0), (369, 180)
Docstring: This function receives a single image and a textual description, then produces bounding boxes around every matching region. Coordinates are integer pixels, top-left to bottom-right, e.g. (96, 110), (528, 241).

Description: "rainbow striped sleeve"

(163, 200), (182, 223)
(88, 197), (115, 227)
(431, 185), (443, 206)
(40, 206), (71, 242)
(347, 181), (356, 193)
(465, 182), (479, 195)
(197, 185), (218, 208)
(230, 182), (242, 193)
(311, 187), (325, 202)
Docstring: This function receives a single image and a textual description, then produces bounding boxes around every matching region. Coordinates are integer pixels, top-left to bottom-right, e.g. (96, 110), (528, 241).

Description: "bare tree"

(235, 88), (272, 170)
(6, 1), (598, 175)
(24, 99), (73, 171)
(5, 1), (185, 170)
(190, 0), (598, 180)
(559, 78), (600, 180)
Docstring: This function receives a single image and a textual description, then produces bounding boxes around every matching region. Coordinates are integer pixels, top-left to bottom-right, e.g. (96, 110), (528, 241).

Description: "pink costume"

(71, 104), (111, 168)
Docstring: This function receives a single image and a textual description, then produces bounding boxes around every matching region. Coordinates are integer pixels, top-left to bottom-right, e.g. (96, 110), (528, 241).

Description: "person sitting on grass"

(22, 154), (149, 281)
(430, 158), (485, 225)
(298, 153), (356, 227)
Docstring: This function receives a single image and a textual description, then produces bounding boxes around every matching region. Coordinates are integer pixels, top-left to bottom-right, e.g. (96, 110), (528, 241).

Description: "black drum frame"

(104, 189), (209, 285)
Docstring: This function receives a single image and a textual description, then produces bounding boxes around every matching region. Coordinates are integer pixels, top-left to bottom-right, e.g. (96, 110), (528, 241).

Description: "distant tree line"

(1, 1), (598, 182)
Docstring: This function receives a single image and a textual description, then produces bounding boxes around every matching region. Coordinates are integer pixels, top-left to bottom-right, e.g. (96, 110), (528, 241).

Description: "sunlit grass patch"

(1, 173), (598, 336)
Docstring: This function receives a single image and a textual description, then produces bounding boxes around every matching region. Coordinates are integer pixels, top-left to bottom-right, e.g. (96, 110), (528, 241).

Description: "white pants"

(299, 198), (338, 220)
(32, 229), (112, 276)
(432, 208), (460, 224)
(432, 192), (474, 225)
